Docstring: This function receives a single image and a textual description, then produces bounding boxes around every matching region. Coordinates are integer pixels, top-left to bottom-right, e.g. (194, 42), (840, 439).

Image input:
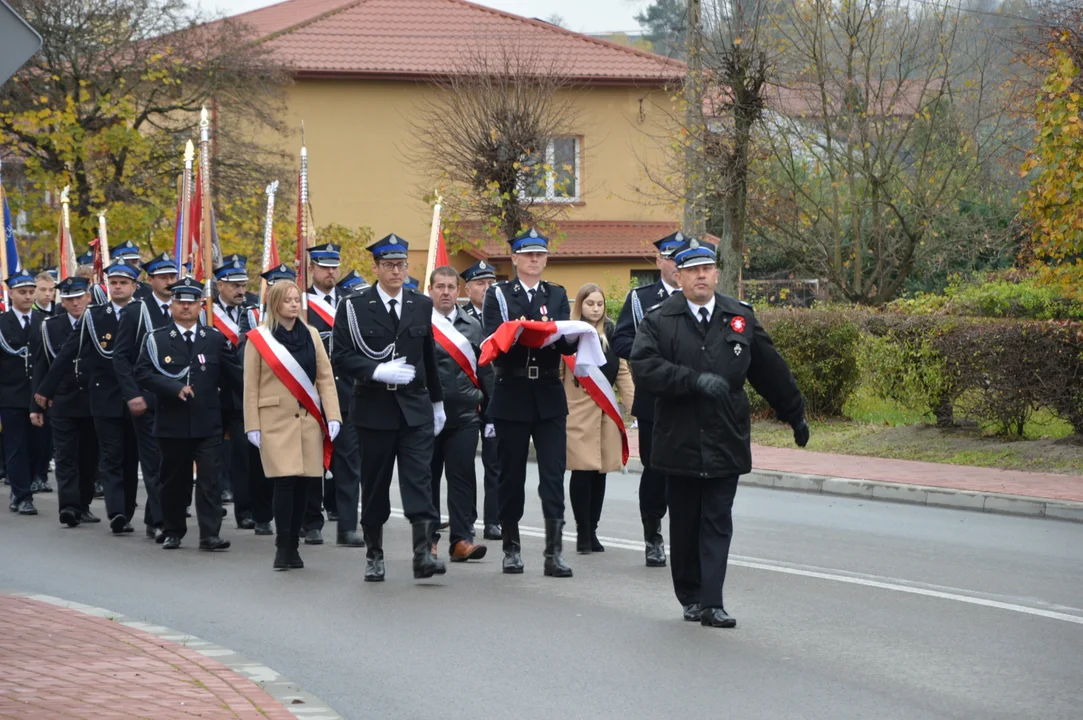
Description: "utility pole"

(682, 0), (706, 239)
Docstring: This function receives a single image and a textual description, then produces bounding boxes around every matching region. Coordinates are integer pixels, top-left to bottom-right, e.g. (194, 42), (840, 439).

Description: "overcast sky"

(196, 0), (655, 34)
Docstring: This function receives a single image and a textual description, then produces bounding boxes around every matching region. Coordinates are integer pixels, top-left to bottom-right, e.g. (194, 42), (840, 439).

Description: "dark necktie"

(227, 306), (235, 322)
(162, 304), (171, 318)
(527, 289), (535, 312)
(699, 307), (710, 333)
(388, 299), (399, 331)
(21, 315), (30, 330)
(324, 294), (333, 306)
(183, 330), (193, 346)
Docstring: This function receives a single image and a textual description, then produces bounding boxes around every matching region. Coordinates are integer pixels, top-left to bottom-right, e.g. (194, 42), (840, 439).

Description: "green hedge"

(889, 274), (1083, 321)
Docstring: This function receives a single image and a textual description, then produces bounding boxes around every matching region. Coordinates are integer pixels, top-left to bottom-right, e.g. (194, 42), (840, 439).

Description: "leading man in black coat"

(631, 238), (808, 629)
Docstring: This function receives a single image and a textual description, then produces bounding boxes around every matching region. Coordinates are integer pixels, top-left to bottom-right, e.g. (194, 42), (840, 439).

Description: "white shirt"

(310, 286), (336, 306)
(687, 295), (716, 324)
(13, 309), (32, 328)
(471, 303), (483, 317)
(174, 322), (198, 341)
(376, 284), (403, 318)
(436, 306), (457, 323)
(661, 280), (679, 296)
(68, 313), (80, 329)
(154, 293), (172, 316)
(110, 302), (127, 317)
(521, 280), (540, 298)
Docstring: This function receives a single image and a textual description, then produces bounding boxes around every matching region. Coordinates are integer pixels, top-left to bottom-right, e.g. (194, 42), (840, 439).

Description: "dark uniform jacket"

(113, 298), (173, 406)
(433, 308), (489, 429)
(630, 292), (804, 479)
(32, 313), (90, 417)
(0, 310), (42, 409)
(33, 302), (58, 318)
(134, 324), (242, 439)
(481, 278), (576, 422)
(612, 280), (680, 422)
(308, 287), (352, 416)
(331, 285), (443, 430)
(37, 303), (126, 418)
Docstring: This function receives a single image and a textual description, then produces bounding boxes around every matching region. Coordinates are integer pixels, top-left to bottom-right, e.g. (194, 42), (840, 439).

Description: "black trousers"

(223, 413), (253, 522)
(159, 436), (223, 540)
(248, 445), (273, 523)
(52, 415), (97, 514)
(480, 433), (500, 526)
(569, 470), (606, 532)
(431, 422), (480, 546)
(358, 414), (438, 528)
(93, 415), (139, 521)
(273, 475), (313, 540)
(332, 415), (362, 535)
(131, 407), (163, 528)
(0, 407), (34, 503)
(30, 418), (51, 481)
(667, 475), (739, 610)
(638, 420), (667, 524)
(494, 415), (566, 523)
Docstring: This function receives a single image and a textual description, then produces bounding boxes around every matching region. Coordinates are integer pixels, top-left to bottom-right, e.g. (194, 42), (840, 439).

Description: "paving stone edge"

(17, 593), (344, 720)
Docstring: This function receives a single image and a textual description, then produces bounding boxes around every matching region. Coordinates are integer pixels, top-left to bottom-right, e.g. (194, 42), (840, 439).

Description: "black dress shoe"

(110, 515), (128, 534)
(437, 520), (450, 530)
(483, 523), (502, 540)
(220, 506), (227, 517)
(155, 528), (166, 544)
(162, 536), (181, 550)
(682, 603), (703, 622)
(93, 483), (104, 498)
(327, 511), (339, 522)
(29, 478), (42, 493)
(700, 608), (737, 629)
(221, 489), (234, 504)
(59, 507), (81, 528)
(236, 517), (255, 530)
(412, 521), (446, 579)
(363, 526), (384, 581)
(543, 519), (572, 578)
(253, 522), (274, 536)
(199, 536), (231, 552)
(502, 523), (524, 574)
(145, 525), (157, 538)
(18, 500), (38, 516)
(303, 529), (323, 545)
(122, 523), (135, 533)
(337, 531), (365, 547)
(643, 519), (667, 567)
(38, 479), (53, 493)
(185, 506), (192, 518)
(80, 510), (101, 524)
(9, 500), (20, 513)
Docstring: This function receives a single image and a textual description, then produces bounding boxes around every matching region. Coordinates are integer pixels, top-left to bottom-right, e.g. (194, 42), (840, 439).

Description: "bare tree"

(410, 43), (581, 243)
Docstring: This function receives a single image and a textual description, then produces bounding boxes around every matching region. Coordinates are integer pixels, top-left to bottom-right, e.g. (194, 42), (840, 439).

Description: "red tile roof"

(228, 0), (684, 84)
(457, 221), (681, 262)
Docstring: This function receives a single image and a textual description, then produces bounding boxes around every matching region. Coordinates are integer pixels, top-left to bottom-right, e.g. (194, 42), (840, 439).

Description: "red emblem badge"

(731, 316), (746, 333)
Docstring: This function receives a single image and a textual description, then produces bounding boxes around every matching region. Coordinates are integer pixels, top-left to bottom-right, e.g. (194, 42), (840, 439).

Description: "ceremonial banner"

(212, 303), (240, 347)
(478, 319), (605, 372)
(562, 354), (629, 465)
(307, 293), (335, 327)
(432, 310), (478, 388)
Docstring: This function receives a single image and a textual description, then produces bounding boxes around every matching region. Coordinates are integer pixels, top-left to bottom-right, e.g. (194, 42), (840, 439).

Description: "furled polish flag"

(435, 226), (450, 267)
(479, 320), (606, 374)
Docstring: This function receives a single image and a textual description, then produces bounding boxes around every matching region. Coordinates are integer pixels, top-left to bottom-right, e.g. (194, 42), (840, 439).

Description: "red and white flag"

(432, 310), (478, 387)
(212, 304), (241, 347)
(479, 320), (605, 373)
(562, 354), (628, 465)
(307, 292), (335, 327)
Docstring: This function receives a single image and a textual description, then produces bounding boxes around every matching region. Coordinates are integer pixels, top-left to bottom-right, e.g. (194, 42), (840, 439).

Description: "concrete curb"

(19, 593), (344, 720)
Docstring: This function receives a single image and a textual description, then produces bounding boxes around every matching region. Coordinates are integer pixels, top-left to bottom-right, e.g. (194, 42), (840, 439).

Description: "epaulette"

(148, 325), (172, 335)
(544, 280), (564, 289)
(494, 279), (511, 287)
(646, 302), (665, 313)
(740, 300), (753, 309)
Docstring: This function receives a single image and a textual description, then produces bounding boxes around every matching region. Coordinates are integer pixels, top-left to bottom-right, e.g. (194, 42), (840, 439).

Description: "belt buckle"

(386, 383), (398, 391)
(527, 366), (539, 380)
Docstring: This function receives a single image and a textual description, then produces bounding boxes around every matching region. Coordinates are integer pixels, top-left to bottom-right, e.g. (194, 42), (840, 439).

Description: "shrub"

(890, 273), (1083, 321)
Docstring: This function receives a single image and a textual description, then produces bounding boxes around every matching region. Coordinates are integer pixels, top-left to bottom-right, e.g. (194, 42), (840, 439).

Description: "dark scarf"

(273, 321), (316, 383)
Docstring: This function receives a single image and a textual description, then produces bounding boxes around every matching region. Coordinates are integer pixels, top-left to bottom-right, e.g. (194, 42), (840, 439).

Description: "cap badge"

(479, 261), (486, 270)
(675, 231), (684, 242)
(689, 239), (700, 250)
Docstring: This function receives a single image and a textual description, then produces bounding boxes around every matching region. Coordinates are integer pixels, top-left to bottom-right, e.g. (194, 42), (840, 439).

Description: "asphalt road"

(2, 461), (1082, 720)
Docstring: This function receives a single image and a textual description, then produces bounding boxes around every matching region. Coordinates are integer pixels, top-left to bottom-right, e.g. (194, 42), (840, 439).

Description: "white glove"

(433, 401), (446, 436)
(372, 356), (416, 385)
(328, 420), (341, 442)
(247, 430), (261, 448)
(484, 423), (496, 438)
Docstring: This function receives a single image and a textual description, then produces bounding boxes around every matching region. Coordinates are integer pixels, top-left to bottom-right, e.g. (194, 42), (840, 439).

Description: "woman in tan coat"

(244, 282), (341, 571)
(562, 283), (635, 554)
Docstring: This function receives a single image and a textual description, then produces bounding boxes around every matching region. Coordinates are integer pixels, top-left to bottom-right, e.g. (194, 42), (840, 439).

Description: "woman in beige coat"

(244, 282), (341, 571)
(562, 283), (635, 554)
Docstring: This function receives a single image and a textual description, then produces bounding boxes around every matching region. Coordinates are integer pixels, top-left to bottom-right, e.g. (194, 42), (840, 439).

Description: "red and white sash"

(307, 293), (335, 327)
(212, 304), (240, 347)
(432, 310), (478, 388)
(562, 355), (629, 465)
(246, 326), (333, 470)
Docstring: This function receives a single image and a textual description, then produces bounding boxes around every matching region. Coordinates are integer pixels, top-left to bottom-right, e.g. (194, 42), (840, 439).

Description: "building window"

(632, 269), (660, 288)
(522, 137), (580, 202)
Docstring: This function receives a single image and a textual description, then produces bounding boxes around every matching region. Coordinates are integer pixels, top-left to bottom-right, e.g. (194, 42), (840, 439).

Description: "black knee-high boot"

(569, 470), (592, 554)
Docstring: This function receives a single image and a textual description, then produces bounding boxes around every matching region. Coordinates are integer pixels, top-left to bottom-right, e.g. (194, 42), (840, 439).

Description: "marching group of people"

(1, 227), (809, 627)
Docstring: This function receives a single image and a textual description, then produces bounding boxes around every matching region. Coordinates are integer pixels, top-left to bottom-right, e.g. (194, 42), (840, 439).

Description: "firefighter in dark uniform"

(31, 276), (100, 526)
(630, 238), (809, 628)
(305, 242), (365, 548)
(481, 228), (578, 578)
(612, 231), (685, 568)
(331, 234), (445, 582)
(112, 252), (178, 540)
(135, 277), (242, 551)
(37, 261), (143, 534)
(111, 239), (154, 302)
(1, 271), (44, 516)
(338, 270), (369, 294)
(460, 260), (501, 540)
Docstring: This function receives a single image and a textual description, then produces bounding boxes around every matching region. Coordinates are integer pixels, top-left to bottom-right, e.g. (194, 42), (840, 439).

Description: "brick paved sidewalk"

(0, 594), (297, 720)
(625, 433), (1083, 503)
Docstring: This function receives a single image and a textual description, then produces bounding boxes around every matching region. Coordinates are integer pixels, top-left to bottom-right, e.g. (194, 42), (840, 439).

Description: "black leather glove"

(792, 419), (810, 448)
(695, 372), (730, 400)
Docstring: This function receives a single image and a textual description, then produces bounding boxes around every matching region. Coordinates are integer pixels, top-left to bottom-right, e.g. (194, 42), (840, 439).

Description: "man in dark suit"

(30, 277), (99, 526)
(135, 277), (242, 551)
(459, 260), (501, 540)
(612, 231), (685, 568)
(481, 228), (578, 578)
(112, 252), (178, 540)
(331, 234), (445, 582)
(1, 271), (44, 516)
(37, 261), (143, 534)
(28, 271), (57, 494)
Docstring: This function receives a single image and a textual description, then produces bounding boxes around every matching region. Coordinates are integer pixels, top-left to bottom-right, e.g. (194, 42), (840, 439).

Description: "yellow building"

(232, 0), (685, 291)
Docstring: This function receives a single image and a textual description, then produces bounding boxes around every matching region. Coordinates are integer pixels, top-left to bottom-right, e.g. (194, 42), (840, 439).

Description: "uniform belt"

(494, 366), (559, 380)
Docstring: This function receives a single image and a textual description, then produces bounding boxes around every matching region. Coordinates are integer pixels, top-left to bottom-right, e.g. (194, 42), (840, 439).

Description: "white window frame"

(522, 137), (580, 203)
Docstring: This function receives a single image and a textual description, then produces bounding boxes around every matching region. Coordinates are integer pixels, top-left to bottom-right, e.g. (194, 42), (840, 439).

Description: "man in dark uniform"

(331, 234), (445, 582)
(306, 242), (365, 548)
(612, 231), (685, 568)
(135, 277), (241, 551)
(111, 239), (154, 302)
(31, 277), (99, 526)
(29, 271), (57, 494)
(631, 238), (808, 628)
(481, 228), (577, 578)
(338, 270), (369, 294)
(460, 260), (501, 541)
(1, 271), (44, 515)
(112, 252), (178, 540)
